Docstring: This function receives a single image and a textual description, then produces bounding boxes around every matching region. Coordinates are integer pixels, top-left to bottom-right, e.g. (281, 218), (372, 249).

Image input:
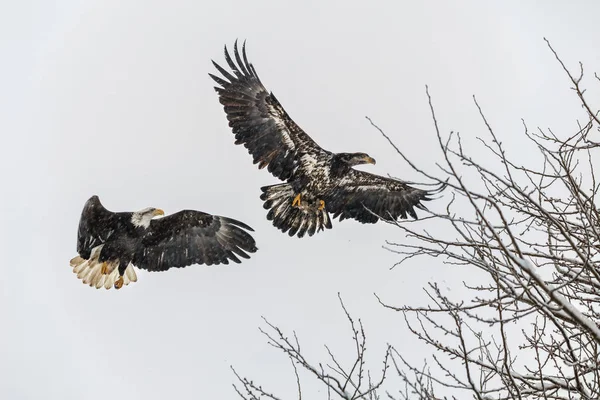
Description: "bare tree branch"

(374, 40), (600, 400)
(232, 294), (391, 399)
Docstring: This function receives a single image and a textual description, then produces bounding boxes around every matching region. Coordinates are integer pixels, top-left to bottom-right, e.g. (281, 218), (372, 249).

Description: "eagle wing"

(210, 41), (330, 181)
(76, 195), (130, 259)
(133, 210), (258, 271)
(324, 170), (441, 224)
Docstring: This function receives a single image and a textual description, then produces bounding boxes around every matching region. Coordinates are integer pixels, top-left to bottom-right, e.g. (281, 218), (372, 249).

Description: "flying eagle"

(210, 41), (443, 238)
(69, 195), (258, 290)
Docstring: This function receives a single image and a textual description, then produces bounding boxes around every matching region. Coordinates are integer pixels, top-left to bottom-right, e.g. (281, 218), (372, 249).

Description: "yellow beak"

(364, 156), (376, 165)
(153, 209), (165, 217)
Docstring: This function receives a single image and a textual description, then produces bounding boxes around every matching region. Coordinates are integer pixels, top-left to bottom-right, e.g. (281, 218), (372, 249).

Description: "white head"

(131, 207), (165, 228)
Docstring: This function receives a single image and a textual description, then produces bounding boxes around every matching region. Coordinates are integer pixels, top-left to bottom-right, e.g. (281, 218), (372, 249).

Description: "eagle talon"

(318, 200), (325, 211)
(114, 276), (124, 290)
(292, 193), (302, 208)
(101, 262), (109, 275)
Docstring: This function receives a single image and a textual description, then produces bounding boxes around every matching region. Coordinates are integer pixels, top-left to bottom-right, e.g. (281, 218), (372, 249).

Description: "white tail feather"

(69, 245), (138, 290)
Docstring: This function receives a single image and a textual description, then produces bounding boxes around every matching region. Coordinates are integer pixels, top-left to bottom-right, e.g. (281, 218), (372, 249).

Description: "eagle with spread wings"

(70, 196), (258, 289)
(210, 41), (443, 238)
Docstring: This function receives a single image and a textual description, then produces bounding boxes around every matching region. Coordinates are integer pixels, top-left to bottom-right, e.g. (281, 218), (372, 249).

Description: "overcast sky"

(2, 1), (600, 399)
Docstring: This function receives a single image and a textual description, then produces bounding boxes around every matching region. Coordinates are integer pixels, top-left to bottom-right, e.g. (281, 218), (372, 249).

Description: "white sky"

(2, 1), (599, 399)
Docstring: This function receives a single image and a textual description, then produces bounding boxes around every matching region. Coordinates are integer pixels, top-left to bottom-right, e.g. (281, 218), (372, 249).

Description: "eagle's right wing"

(324, 170), (445, 224)
(76, 195), (129, 259)
(134, 210), (258, 272)
(210, 41), (331, 181)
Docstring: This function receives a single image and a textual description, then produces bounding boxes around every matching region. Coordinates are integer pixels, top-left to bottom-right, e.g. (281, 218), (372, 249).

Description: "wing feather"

(324, 170), (444, 224)
(210, 40), (330, 181)
(76, 196), (131, 259)
(133, 210), (258, 272)
(233, 43), (250, 76)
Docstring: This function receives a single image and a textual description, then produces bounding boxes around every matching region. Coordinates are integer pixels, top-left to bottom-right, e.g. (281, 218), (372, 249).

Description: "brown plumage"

(70, 196), (258, 289)
(210, 41), (444, 238)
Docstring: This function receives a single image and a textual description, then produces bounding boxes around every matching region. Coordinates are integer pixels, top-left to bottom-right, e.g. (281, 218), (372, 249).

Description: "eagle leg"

(292, 193), (302, 207)
(114, 276), (124, 290)
(318, 200), (325, 211)
(101, 262), (109, 275)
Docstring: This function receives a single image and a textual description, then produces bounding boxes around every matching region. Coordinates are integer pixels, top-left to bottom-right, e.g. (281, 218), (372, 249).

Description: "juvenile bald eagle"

(69, 195), (258, 290)
(210, 41), (444, 238)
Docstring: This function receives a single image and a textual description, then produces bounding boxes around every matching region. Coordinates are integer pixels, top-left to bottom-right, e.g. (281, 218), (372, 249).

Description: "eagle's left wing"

(133, 211), (258, 271)
(324, 170), (441, 224)
(76, 195), (130, 259)
(209, 41), (331, 182)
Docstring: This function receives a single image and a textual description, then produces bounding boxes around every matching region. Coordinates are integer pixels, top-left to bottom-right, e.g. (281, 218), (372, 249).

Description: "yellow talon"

(292, 193), (302, 207)
(114, 276), (124, 290)
(101, 262), (109, 275)
(318, 200), (325, 210)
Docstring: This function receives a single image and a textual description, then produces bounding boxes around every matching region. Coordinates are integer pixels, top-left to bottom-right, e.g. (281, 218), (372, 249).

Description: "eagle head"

(337, 152), (377, 166)
(131, 207), (165, 228)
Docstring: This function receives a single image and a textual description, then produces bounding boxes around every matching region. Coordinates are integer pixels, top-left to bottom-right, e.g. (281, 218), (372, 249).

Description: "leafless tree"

(232, 40), (600, 400)
(232, 293), (391, 400)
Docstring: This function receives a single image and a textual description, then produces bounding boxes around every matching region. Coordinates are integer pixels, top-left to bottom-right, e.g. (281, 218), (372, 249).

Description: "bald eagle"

(69, 196), (258, 290)
(210, 41), (444, 238)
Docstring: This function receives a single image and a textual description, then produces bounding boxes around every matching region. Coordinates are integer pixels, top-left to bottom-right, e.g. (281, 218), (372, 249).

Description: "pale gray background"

(2, 1), (599, 399)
